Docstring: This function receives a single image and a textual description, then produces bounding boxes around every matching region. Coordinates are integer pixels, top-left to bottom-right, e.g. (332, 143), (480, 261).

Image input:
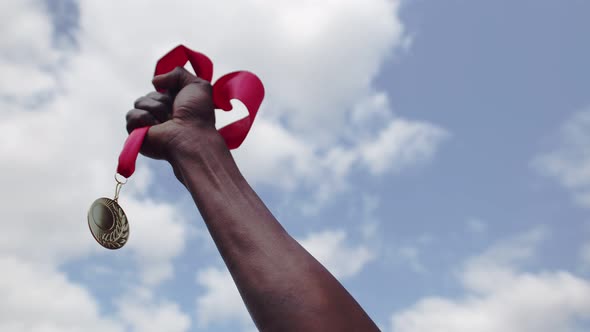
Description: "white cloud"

(0, 0), (74, 114)
(230, 118), (317, 191)
(534, 110), (590, 207)
(0, 0), (193, 286)
(122, 199), (191, 285)
(299, 229), (376, 279)
(359, 117), (449, 175)
(390, 228), (590, 332)
(392, 273), (590, 332)
(0, 95), (190, 283)
(117, 290), (191, 332)
(74, 0), (405, 129)
(0, 6), (195, 332)
(0, 256), (123, 332)
(460, 228), (546, 292)
(0, 252), (191, 332)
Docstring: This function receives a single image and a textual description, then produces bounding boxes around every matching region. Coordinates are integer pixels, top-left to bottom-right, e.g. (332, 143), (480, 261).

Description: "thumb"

(152, 66), (201, 93)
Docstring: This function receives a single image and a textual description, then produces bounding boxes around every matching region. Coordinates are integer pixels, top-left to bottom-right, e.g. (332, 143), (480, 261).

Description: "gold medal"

(88, 174), (129, 249)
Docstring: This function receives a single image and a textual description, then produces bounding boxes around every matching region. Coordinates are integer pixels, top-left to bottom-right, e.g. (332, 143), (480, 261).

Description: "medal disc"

(88, 197), (129, 249)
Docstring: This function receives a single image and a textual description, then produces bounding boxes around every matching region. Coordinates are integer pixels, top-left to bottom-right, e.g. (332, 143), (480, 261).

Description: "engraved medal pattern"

(88, 198), (129, 250)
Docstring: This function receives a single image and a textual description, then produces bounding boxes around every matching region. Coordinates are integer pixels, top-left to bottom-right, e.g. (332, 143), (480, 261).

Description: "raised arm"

(126, 67), (380, 332)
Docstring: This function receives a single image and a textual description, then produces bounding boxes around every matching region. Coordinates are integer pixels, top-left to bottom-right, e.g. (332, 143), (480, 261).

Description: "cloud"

(117, 289), (191, 332)
(0, 0), (190, 287)
(0, 4), (197, 332)
(0, 256), (123, 332)
(0, 95), (190, 284)
(230, 118), (317, 191)
(298, 229), (376, 279)
(195, 228), (375, 329)
(389, 228), (590, 332)
(460, 228), (546, 292)
(0, 252), (191, 332)
(533, 110), (590, 207)
(358, 117), (449, 175)
(122, 198), (191, 285)
(0, 0), (66, 103)
(75, 0), (406, 133)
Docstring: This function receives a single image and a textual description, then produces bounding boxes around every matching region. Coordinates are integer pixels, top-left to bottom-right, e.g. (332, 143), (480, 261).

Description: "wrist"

(166, 126), (227, 162)
(165, 126), (233, 185)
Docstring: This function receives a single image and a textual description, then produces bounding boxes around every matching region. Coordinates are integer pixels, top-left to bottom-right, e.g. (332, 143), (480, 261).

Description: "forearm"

(168, 130), (379, 331)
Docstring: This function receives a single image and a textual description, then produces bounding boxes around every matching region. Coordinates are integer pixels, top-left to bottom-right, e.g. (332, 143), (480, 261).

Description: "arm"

(127, 67), (380, 332)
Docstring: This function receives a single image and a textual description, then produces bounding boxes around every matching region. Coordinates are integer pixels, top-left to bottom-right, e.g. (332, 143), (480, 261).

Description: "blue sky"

(1, 1), (590, 331)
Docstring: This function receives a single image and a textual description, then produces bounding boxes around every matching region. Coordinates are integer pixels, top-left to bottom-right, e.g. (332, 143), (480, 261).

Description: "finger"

(145, 91), (173, 105)
(152, 66), (206, 93)
(125, 109), (160, 134)
(133, 95), (171, 123)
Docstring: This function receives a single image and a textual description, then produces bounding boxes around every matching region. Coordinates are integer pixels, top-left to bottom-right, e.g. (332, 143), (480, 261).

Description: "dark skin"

(126, 67), (380, 332)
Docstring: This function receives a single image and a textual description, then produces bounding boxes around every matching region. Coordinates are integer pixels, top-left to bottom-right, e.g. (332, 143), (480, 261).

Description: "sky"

(1, 0), (590, 331)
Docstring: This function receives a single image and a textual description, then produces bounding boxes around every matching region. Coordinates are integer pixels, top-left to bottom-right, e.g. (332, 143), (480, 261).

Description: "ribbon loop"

(154, 45), (213, 82)
(214, 71), (265, 149)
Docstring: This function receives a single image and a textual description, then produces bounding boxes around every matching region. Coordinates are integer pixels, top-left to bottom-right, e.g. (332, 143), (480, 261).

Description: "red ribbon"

(117, 45), (265, 178)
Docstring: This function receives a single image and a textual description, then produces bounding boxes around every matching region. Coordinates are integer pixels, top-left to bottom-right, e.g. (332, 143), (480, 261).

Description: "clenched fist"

(126, 66), (223, 161)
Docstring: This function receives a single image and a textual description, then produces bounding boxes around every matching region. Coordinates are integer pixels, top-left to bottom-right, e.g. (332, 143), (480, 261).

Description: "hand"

(126, 67), (222, 161)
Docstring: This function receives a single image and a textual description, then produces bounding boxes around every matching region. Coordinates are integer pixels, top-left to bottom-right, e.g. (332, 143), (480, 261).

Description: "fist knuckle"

(125, 109), (137, 121)
(147, 91), (170, 103)
(126, 109), (147, 123)
(136, 97), (165, 111)
(138, 111), (153, 122)
(172, 66), (186, 75)
(133, 97), (146, 109)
